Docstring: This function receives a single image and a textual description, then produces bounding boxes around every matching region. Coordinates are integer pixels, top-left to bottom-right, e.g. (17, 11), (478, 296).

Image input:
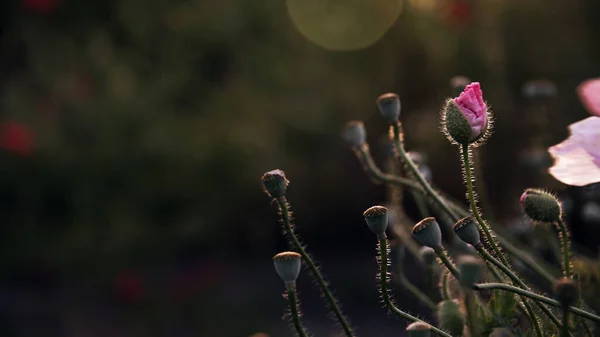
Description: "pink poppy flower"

(454, 82), (488, 140)
(577, 78), (600, 116)
(548, 117), (600, 186)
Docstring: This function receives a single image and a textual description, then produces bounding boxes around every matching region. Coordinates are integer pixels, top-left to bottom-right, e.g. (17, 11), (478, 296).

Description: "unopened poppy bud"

(436, 299), (465, 337)
(442, 82), (489, 145)
(412, 217), (442, 248)
(520, 188), (562, 223)
(453, 216), (481, 246)
(376, 93), (401, 122)
(457, 255), (484, 288)
(554, 277), (578, 307)
(363, 206), (389, 237)
(406, 322), (432, 337)
(261, 169), (289, 199)
(419, 246), (437, 265)
(273, 252), (302, 286)
(341, 121), (367, 147)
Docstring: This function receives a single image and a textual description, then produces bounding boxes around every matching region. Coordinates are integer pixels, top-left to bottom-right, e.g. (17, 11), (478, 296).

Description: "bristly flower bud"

(341, 120), (367, 147)
(363, 205), (389, 237)
(419, 246), (437, 265)
(442, 82), (489, 145)
(412, 217), (442, 248)
(554, 277), (578, 307)
(457, 255), (484, 288)
(273, 251), (302, 286)
(520, 188), (562, 223)
(453, 216), (481, 246)
(406, 322), (432, 337)
(376, 93), (401, 122)
(436, 299), (465, 337)
(450, 75), (472, 97)
(261, 169), (289, 199)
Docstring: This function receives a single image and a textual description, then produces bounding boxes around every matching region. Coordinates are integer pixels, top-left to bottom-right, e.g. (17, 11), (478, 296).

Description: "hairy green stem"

(286, 286), (309, 337)
(434, 247), (460, 280)
(477, 246), (562, 330)
(461, 144), (509, 267)
(391, 123), (459, 220)
(378, 237), (452, 337)
(277, 198), (354, 337)
(556, 219), (572, 278)
(472, 283), (600, 324)
(441, 271), (450, 300)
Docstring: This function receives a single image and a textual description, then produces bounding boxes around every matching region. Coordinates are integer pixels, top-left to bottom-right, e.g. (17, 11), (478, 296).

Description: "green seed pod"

(261, 169), (289, 199)
(376, 93), (401, 122)
(436, 299), (465, 337)
(453, 216), (481, 246)
(554, 277), (578, 307)
(363, 205), (389, 237)
(412, 217), (442, 248)
(520, 188), (562, 223)
(273, 251), (302, 285)
(457, 255), (484, 288)
(341, 120), (367, 147)
(406, 322), (432, 337)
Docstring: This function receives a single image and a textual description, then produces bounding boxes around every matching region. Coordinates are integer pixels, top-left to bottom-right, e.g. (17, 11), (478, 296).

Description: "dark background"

(0, 0), (600, 336)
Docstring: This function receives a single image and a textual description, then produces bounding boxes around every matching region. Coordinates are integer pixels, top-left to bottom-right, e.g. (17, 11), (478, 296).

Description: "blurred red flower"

(445, 0), (471, 30)
(0, 122), (34, 157)
(21, 0), (61, 13)
(114, 272), (145, 303)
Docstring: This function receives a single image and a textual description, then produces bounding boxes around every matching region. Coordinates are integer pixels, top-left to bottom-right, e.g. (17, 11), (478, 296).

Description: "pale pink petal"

(568, 117), (600, 158)
(549, 146), (600, 186)
(577, 78), (600, 116)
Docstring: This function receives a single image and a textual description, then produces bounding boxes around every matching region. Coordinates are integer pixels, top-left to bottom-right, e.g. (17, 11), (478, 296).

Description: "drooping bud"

(412, 217), (442, 248)
(363, 205), (389, 237)
(554, 277), (578, 307)
(453, 216), (481, 246)
(406, 322), (432, 337)
(341, 120), (367, 147)
(442, 82), (488, 145)
(457, 255), (484, 288)
(273, 252), (302, 286)
(376, 93), (401, 122)
(436, 299), (465, 337)
(450, 75), (472, 97)
(261, 169), (289, 199)
(419, 246), (437, 265)
(520, 188), (562, 223)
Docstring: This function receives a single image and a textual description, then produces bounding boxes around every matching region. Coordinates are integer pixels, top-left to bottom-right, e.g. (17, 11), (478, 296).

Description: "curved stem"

(464, 291), (479, 337)
(355, 146), (423, 191)
(477, 246), (562, 330)
(441, 271), (450, 300)
(378, 238), (452, 337)
(555, 219), (572, 278)
(461, 143), (509, 267)
(472, 283), (600, 324)
(434, 247), (460, 280)
(286, 287), (309, 337)
(391, 123), (459, 220)
(277, 198), (353, 337)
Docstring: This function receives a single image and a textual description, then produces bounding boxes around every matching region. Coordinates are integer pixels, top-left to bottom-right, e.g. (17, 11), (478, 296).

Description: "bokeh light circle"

(286, 0), (403, 51)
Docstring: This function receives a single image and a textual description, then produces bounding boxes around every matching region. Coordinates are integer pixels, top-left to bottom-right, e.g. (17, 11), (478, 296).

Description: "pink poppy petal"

(548, 145), (600, 187)
(577, 78), (600, 116)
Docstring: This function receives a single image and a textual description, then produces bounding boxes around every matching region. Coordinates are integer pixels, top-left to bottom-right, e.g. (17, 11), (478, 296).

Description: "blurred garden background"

(1, 0), (600, 336)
